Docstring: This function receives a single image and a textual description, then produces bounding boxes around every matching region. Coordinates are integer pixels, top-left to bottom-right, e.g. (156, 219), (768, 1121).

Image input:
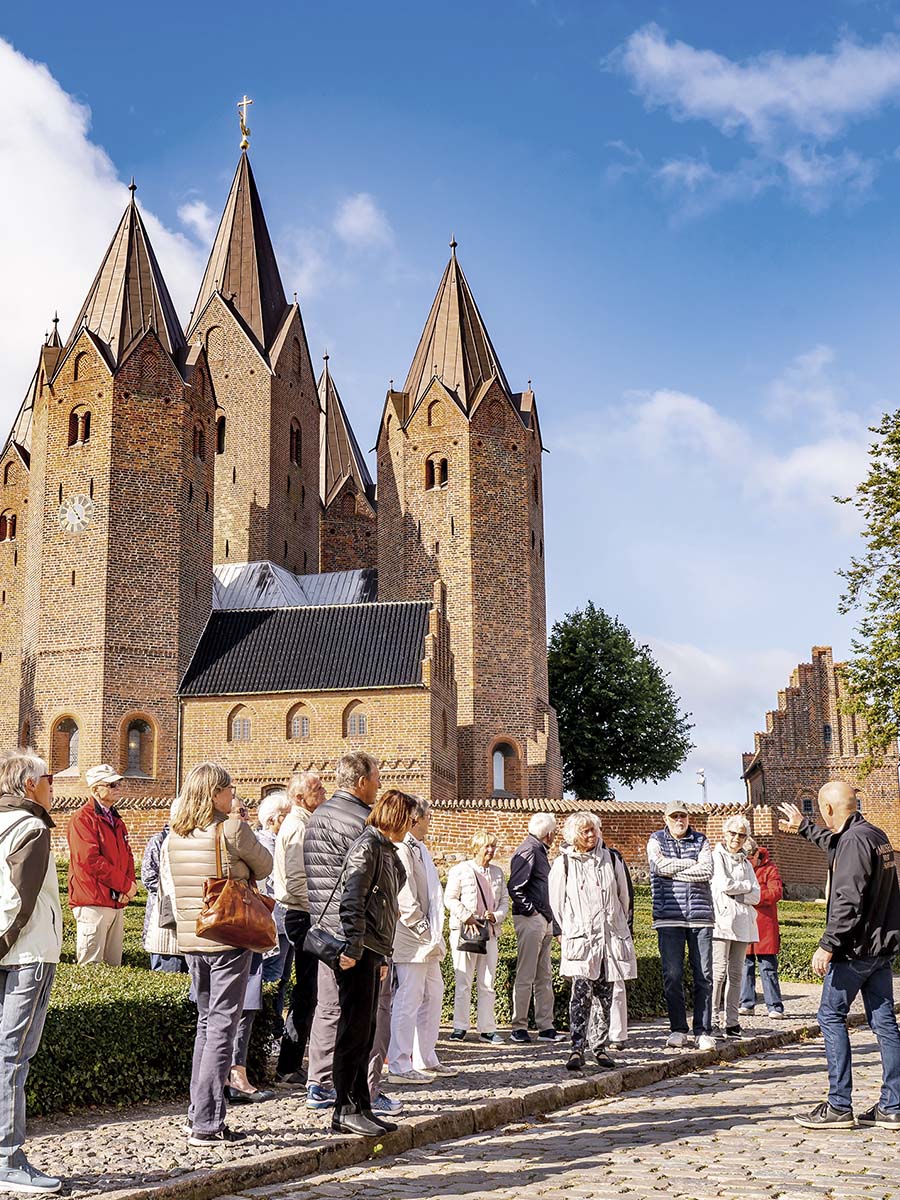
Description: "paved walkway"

(19, 981), (886, 1198)
(246, 1036), (900, 1200)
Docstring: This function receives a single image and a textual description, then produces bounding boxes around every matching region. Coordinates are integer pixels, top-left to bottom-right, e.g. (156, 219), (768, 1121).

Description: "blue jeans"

(740, 954), (784, 1013)
(0, 962), (56, 1162)
(817, 955), (900, 1113)
(657, 926), (713, 1036)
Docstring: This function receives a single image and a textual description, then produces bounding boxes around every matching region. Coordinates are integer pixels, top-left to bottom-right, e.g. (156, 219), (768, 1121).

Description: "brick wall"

(319, 482), (377, 573)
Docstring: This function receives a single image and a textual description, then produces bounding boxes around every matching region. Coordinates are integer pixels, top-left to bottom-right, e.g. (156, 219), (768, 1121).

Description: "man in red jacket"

(67, 765), (136, 965)
(738, 838), (786, 1018)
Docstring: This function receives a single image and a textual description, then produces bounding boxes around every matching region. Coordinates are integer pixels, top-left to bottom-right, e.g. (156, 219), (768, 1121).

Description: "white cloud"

(0, 38), (203, 428)
(615, 24), (900, 210)
(177, 198), (218, 245)
(333, 193), (393, 248)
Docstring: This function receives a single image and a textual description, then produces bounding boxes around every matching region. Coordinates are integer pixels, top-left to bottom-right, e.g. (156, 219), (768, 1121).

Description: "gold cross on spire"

(238, 94), (253, 150)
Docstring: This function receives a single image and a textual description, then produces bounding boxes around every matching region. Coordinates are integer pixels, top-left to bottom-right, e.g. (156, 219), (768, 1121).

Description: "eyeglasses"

(39, 773), (53, 785)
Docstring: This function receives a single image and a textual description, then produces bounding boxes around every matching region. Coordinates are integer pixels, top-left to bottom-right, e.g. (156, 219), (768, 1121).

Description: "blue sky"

(3, 0), (900, 805)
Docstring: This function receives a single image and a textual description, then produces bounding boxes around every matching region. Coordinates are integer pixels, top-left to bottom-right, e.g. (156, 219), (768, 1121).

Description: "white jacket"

(393, 835), (446, 963)
(711, 843), (760, 943)
(549, 844), (637, 982)
(444, 860), (507, 937)
(0, 799), (63, 966)
(274, 805), (311, 911)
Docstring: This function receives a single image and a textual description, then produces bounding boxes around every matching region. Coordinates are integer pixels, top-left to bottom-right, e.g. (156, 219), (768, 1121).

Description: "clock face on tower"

(58, 494), (95, 534)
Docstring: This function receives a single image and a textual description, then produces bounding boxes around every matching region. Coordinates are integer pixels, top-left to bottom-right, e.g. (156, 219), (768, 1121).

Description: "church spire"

(403, 239), (511, 411)
(65, 185), (186, 368)
(318, 353), (375, 507)
(188, 151), (288, 354)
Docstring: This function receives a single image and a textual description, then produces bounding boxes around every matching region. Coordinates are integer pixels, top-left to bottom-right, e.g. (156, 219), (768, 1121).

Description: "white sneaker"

(421, 1064), (459, 1077)
(387, 1068), (432, 1084)
(697, 1034), (718, 1051)
(665, 1032), (688, 1048)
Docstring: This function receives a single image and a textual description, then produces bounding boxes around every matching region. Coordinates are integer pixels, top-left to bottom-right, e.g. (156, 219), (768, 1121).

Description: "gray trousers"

(0, 962), (55, 1163)
(308, 957), (392, 1101)
(713, 938), (749, 1029)
(512, 914), (555, 1032)
(187, 950), (251, 1134)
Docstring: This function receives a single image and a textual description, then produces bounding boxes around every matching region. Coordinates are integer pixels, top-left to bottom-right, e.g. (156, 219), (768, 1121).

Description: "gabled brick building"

(0, 131), (563, 829)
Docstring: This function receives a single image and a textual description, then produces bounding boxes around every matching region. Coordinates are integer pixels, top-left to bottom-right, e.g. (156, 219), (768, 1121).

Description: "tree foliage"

(837, 409), (900, 770)
(548, 601), (694, 798)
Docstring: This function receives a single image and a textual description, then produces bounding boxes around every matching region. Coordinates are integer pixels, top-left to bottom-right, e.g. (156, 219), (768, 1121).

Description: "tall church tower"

(377, 242), (562, 801)
(318, 354), (377, 572)
(17, 188), (215, 796)
(187, 146), (320, 573)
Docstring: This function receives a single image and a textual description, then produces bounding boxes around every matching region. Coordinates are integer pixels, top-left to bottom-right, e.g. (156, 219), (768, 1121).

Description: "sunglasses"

(39, 773), (53, 784)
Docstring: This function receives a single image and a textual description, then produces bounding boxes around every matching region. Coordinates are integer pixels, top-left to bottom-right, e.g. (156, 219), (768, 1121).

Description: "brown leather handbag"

(196, 822), (277, 953)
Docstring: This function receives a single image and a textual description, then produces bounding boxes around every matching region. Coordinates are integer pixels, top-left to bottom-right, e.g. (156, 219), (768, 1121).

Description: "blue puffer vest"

(649, 827), (714, 926)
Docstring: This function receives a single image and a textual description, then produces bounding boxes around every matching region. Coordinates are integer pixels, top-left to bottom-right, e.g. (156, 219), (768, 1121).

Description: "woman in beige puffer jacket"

(167, 764), (272, 1146)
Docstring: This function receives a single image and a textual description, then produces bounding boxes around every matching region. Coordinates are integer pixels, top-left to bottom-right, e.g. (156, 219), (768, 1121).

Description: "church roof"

(213, 561), (377, 609)
(318, 356), (375, 507)
(188, 152), (288, 354)
(1, 319), (65, 465)
(65, 189), (186, 369)
(180, 600), (430, 696)
(404, 242), (512, 411)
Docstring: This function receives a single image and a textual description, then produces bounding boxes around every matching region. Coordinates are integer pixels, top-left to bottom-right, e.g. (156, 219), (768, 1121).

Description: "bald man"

(779, 781), (900, 1130)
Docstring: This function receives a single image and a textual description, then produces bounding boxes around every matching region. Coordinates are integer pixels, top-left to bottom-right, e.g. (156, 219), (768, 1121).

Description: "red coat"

(67, 800), (135, 908)
(746, 847), (783, 956)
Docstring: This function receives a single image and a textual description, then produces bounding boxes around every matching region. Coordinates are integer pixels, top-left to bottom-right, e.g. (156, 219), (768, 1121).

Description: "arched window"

(67, 407), (91, 446)
(0, 511), (15, 542)
(439, 458), (449, 486)
(292, 339), (302, 376)
(427, 400), (444, 427)
(123, 718), (154, 777)
(228, 705), (252, 743)
(192, 423), (206, 461)
(73, 352), (88, 382)
(823, 723), (833, 748)
(343, 701), (369, 739)
(290, 419), (302, 466)
(491, 741), (518, 795)
(20, 719), (31, 748)
(216, 414), (226, 455)
(425, 459), (435, 490)
(51, 717), (79, 774)
(287, 703), (311, 741)
(205, 326), (223, 365)
(3, 462), (11, 487)
(68, 410), (79, 446)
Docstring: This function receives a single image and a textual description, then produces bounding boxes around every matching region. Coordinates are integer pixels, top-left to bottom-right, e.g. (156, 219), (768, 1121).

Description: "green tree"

(837, 409), (900, 770)
(548, 601), (694, 798)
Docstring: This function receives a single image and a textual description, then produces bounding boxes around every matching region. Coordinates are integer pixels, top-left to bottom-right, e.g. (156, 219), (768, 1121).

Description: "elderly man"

(781, 782), (900, 1129)
(0, 752), (63, 1194)
(647, 800), (716, 1052)
(273, 770), (325, 1083)
(303, 753), (401, 1120)
(508, 812), (558, 1043)
(66, 764), (136, 965)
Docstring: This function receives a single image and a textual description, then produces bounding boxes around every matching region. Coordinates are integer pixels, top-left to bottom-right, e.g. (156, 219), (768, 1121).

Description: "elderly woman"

(141, 800), (185, 972)
(739, 837), (786, 1020)
(331, 789), (417, 1137)
(256, 792), (293, 1033)
(167, 764), (272, 1146)
(444, 830), (508, 1044)
(549, 812), (636, 1072)
(387, 797), (452, 1081)
(711, 815), (760, 1038)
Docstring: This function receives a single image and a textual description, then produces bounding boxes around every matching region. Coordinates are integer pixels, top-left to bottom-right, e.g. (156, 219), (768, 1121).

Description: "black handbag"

(456, 869), (493, 955)
(303, 838), (383, 969)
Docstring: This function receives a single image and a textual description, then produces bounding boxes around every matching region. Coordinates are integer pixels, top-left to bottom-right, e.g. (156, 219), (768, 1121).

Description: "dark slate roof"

(213, 562), (377, 610)
(179, 601), (431, 696)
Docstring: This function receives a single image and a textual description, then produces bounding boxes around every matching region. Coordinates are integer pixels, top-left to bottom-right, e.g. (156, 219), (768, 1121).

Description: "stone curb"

(91, 1009), (886, 1200)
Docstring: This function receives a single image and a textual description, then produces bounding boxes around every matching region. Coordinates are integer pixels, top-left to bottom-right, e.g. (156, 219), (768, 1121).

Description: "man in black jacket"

(780, 781), (900, 1129)
(303, 752), (400, 1119)
(508, 813), (558, 1043)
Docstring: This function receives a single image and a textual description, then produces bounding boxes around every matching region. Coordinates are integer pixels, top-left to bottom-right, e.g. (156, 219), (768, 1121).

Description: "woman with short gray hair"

(711, 815), (760, 1038)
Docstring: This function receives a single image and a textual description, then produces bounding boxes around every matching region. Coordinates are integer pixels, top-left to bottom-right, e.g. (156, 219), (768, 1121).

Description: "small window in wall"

(228, 706), (252, 742)
(439, 458), (449, 486)
(343, 701), (369, 739)
(801, 796), (814, 816)
(287, 704), (311, 741)
(491, 741), (517, 795)
(823, 723), (833, 748)
(20, 719), (31, 748)
(67, 407), (91, 447)
(292, 338), (302, 376)
(425, 459), (435, 490)
(124, 718), (154, 777)
(2, 462), (11, 487)
(51, 717), (79, 774)
(290, 419), (302, 466)
(0, 512), (16, 542)
(216, 415), (226, 454)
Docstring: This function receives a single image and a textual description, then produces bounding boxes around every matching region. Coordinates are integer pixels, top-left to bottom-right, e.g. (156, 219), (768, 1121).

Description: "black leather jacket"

(339, 827), (405, 960)
(303, 790), (370, 936)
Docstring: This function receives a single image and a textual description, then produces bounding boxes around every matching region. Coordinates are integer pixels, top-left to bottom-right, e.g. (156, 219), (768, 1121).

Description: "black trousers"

(333, 948), (382, 1111)
(276, 910), (318, 1075)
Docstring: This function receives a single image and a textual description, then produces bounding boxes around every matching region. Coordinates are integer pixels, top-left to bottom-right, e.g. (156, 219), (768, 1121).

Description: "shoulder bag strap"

(214, 820), (226, 878)
(470, 865), (492, 912)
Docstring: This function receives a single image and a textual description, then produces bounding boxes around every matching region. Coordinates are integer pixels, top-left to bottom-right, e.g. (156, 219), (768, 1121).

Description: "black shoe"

(449, 1028), (467, 1041)
(510, 1030), (532, 1044)
(594, 1050), (616, 1069)
(724, 1026), (744, 1040)
(331, 1109), (385, 1136)
(858, 1105), (900, 1128)
(794, 1101), (855, 1129)
(565, 1050), (584, 1071)
(363, 1110), (399, 1133)
(224, 1085), (275, 1104)
(537, 1028), (557, 1041)
(188, 1126), (246, 1147)
(275, 1070), (307, 1087)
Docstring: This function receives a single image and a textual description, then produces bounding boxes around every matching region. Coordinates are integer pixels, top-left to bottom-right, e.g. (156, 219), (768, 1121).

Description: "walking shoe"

(0, 1155), (62, 1194)
(306, 1084), (338, 1109)
(449, 1028), (467, 1041)
(224, 1084), (276, 1103)
(510, 1029), (532, 1044)
(480, 1031), (506, 1045)
(607, 1041), (626, 1051)
(387, 1068), (432, 1084)
(723, 1025), (744, 1039)
(665, 1032), (689, 1049)
(738, 1006), (754, 1016)
(364, 1110), (398, 1133)
(565, 1050), (585, 1071)
(188, 1126), (246, 1146)
(422, 1064), (458, 1077)
(768, 1010), (788, 1020)
(857, 1105), (900, 1128)
(794, 1101), (856, 1129)
(697, 1035), (718, 1051)
(372, 1092), (404, 1115)
(181, 1119), (192, 1134)
(537, 1028), (557, 1041)
(275, 1069), (307, 1087)
(331, 1109), (383, 1136)
(595, 1051), (616, 1070)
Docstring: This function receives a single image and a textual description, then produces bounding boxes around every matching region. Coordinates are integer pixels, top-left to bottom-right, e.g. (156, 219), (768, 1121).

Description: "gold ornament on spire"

(238, 94), (253, 150)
